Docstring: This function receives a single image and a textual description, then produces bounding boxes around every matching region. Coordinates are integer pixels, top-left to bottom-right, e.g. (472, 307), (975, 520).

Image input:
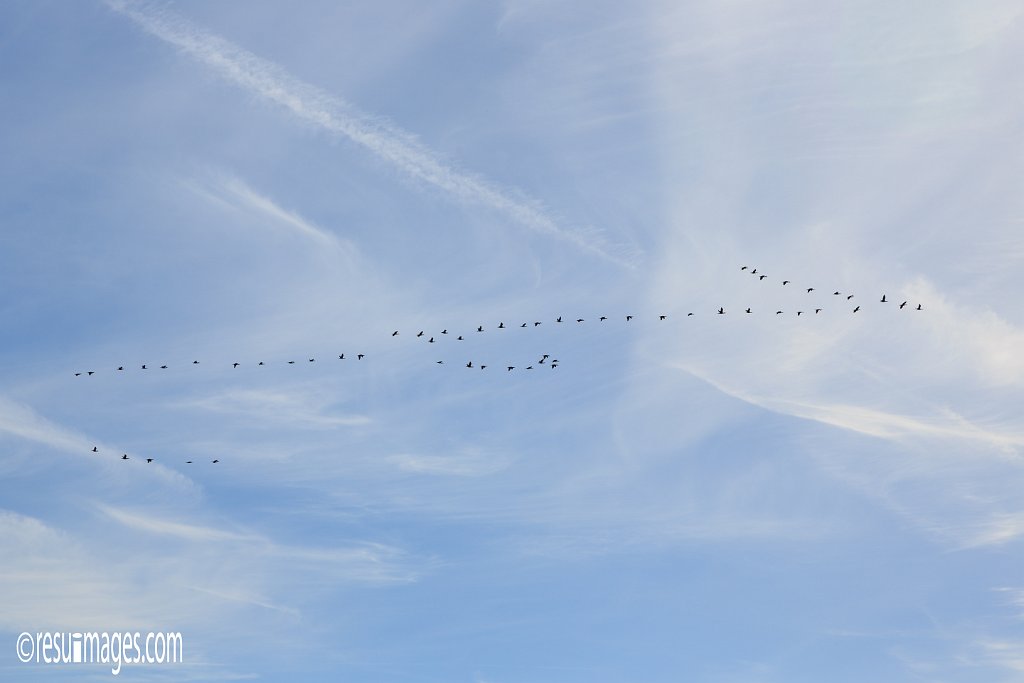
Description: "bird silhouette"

(880, 295), (887, 302)
(442, 329), (448, 334)
(741, 266), (748, 271)
(534, 322), (542, 327)
(436, 360), (444, 364)
(526, 366), (534, 370)
(87, 371), (94, 375)
(659, 315), (666, 320)
(556, 316), (563, 323)
(477, 326), (484, 332)
(507, 366), (514, 371)
(428, 337), (435, 343)
(815, 308), (822, 314)
(92, 446), (98, 453)
(392, 331), (399, 336)
(457, 335), (464, 340)
(288, 361), (295, 364)
(186, 460), (192, 464)
(233, 362), (241, 368)
(834, 291), (841, 296)
(776, 311), (783, 315)
(916, 304), (922, 310)
(146, 458), (153, 463)
(357, 354), (364, 360)
(121, 454), (129, 460)
(782, 280), (790, 285)
(807, 288), (814, 293)
(160, 365), (167, 369)
(797, 311), (803, 316)
(521, 323), (528, 328)
(212, 459), (219, 464)
(309, 358), (315, 362)
(759, 275), (767, 280)
(899, 301), (907, 309)
(853, 306), (860, 312)
(259, 361), (265, 365)
(141, 365), (147, 369)
(626, 315), (633, 321)
(117, 366), (124, 371)
(541, 354), (550, 359)
(599, 316), (607, 321)
(745, 308), (751, 314)
(688, 312), (694, 316)
(577, 318), (584, 323)
(193, 360), (199, 364)
(339, 354), (345, 360)
(498, 322), (505, 329)
(74, 372), (82, 376)
(417, 331), (424, 337)
(480, 365), (487, 370)
(466, 361), (473, 368)
(751, 268), (758, 274)
(718, 308), (725, 315)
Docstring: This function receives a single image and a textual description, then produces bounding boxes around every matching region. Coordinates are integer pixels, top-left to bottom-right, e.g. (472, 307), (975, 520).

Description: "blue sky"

(2, 0), (1023, 680)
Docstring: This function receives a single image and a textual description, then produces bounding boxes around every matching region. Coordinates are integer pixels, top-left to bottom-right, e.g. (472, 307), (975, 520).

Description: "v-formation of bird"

(73, 266), (923, 380)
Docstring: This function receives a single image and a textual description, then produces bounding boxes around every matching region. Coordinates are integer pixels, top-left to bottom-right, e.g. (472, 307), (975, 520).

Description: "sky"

(1, 0), (1023, 680)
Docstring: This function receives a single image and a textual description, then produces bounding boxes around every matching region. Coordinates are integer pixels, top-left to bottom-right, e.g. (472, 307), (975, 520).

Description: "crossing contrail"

(106, 0), (638, 268)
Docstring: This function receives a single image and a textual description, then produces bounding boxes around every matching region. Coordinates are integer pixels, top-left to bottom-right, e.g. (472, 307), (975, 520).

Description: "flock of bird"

(87, 444), (219, 466)
(78, 266), (924, 465)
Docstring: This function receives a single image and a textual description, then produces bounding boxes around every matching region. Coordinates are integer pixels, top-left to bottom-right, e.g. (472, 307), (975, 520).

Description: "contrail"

(106, 1), (638, 268)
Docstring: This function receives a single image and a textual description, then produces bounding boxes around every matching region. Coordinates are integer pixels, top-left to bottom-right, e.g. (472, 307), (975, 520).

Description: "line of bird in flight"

(71, 265), (923, 379)
(86, 444), (219, 466)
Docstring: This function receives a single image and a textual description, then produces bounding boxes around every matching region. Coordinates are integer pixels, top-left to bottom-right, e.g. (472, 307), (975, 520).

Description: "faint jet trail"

(107, 0), (638, 269)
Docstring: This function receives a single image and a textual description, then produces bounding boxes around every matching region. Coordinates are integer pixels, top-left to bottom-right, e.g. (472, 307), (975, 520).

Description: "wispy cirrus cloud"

(106, 0), (637, 268)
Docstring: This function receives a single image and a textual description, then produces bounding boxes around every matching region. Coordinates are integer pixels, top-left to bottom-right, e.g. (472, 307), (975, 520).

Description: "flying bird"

(776, 311), (783, 315)
(457, 335), (464, 340)
(659, 315), (666, 320)
(339, 354), (344, 359)
(782, 280), (790, 285)
(521, 323), (528, 328)
(556, 316), (563, 323)
(498, 322), (505, 329)
(259, 361), (265, 365)
(751, 269), (758, 274)
(833, 291), (841, 296)
(507, 366), (515, 371)
(626, 315), (633, 321)
(141, 365), (147, 369)
(87, 371), (94, 375)
(428, 337), (435, 343)
(745, 308), (751, 314)
(797, 311), (803, 316)
(193, 360), (199, 364)
(477, 326), (484, 332)
(212, 459), (219, 464)
(741, 266), (748, 270)
(466, 361), (473, 368)
(899, 301), (907, 309)
(117, 366), (123, 371)
(815, 308), (822, 314)
(233, 363), (240, 368)
(600, 316), (607, 321)
(357, 354), (365, 360)
(121, 454), (129, 460)
(146, 458), (153, 463)
(309, 358), (315, 362)
(288, 361), (295, 364)
(91, 446), (98, 453)
(186, 460), (192, 464)
(160, 365), (167, 369)
(847, 295), (854, 300)
(807, 288), (814, 293)
(442, 329), (448, 334)
(688, 312), (694, 316)
(880, 294), (887, 302)
(392, 331), (399, 336)
(577, 318), (584, 323)
(916, 304), (922, 310)
(759, 275), (767, 280)
(417, 331), (424, 337)
(853, 306), (861, 312)
(436, 360), (444, 364)
(718, 308), (725, 315)
(534, 322), (542, 326)
(480, 365), (487, 370)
